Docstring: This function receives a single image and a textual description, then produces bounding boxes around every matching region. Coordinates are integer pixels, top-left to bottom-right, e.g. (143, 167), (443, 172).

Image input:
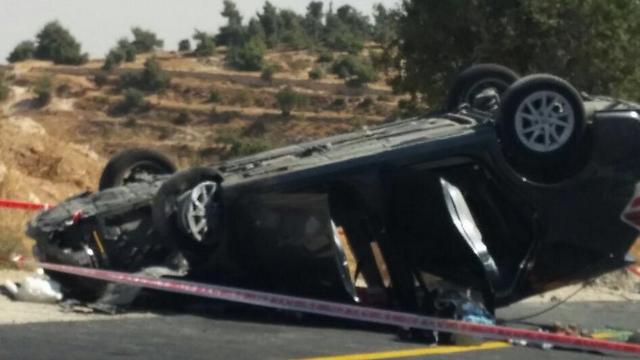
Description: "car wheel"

(152, 167), (223, 259)
(447, 64), (520, 111)
(99, 148), (177, 190)
(497, 74), (588, 181)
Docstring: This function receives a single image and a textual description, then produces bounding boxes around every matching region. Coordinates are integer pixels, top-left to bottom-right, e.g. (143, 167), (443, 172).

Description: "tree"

(227, 36), (266, 71)
(34, 21), (88, 65)
(261, 63), (278, 83)
(247, 18), (266, 42)
(217, 0), (245, 47)
(33, 76), (52, 106)
(178, 39), (191, 52)
(392, 0), (640, 102)
(331, 55), (378, 88)
(120, 88), (146, 113)
(102, 38), (137, 71)
(7, 41), (36, 63)
(372, 4), (399, 46)
(258, 1), (281, 47)
(323, 5), (368, 54)
(103, 48), (124, 71)
(304, 2), (324, 43)
(131, 27), (163, 53)
(119, 57), (170, 92)
(276, 86), (300, 116)
(117, 38), (137, 62)
(193, 31), (216, 57)
(278, 10), (309, 49)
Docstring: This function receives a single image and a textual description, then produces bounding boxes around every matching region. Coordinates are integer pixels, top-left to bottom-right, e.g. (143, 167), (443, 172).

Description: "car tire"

(447, 64), (520, 111)
(99, 148), (177, 190)
(152, 167), (223, 260)
(497, 74), (588, 181)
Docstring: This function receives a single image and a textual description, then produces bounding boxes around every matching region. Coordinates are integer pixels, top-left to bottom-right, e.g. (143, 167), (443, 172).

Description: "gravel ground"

(0, 270), (154, 325)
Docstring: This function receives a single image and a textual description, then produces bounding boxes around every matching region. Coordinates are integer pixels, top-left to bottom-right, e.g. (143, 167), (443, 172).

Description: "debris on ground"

(1, 268), (62, 303)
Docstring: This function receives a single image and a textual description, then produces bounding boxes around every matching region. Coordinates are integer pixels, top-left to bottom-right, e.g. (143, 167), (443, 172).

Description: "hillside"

(0, 48), (404, 261)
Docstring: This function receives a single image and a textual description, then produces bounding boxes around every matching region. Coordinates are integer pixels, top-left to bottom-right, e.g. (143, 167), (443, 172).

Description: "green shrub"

(217, 131), (274, 159)
(119, 57), (170, 92)
(0, 81), (10, 102)
(117, 39), (137, 62)
(358, 97), (375, 110)
(330, 98), (347, 110)
(121, 88), (146, 112)
(308, 68), (324, 80)
(102, 49), (124, 71)
(331, 55), (378, 88)
(208, 90), (221, 103)
(173, 111), (192, 125)
(33, 76), (52, 106)
(275, 86), (302, 117)
(316, 50), (334, 63)
(227, 36), (266, 71)
(193, 31), (216, 57)
(7, 41), (35, 63)
(34, 21), (88, 65)
(178, 39), (191, 52)
(131, 27), (163, 53)
(93, 72), (109, 87)
(261, 64), (278, 82)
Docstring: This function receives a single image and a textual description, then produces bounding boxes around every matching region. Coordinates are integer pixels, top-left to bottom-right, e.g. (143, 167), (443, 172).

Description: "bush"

(131, 27), (163, 53)
(261, 64), (278, 82)
(121, 88), (146, 112)
(332, 56), (378, 88)
(117, 39), (137, 62)
(119, 57), (171, 92)
(193, 31), (216, 57)
(93, 72), (109, 87)
(208, 90), (221, 103)
(0, 80), (10, 102)
(178, 39), (191, 52)
(330, 98), (347, 111)
(33, 76), (52, 106)
(358, 97), (375, 110)
(316, 50), (334, 63)
(102, 49), (124, 71)
(276, 86), (301, 117)
(7, 41), (35, 63)
(34, 21), (88, 65)
(217, 132), (274, 159)
(308, 68), (324, 80)
(173, 111), (192, 125)
(227, 36), (266, 71)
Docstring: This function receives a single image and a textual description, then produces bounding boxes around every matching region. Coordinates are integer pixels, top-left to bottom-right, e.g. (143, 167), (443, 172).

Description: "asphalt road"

(0, 299), (638, 360)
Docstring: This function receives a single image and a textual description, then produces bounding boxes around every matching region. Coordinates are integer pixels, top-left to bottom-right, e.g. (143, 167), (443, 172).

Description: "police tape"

(3, 197), (640, 355)
(36, 261), (640, 357)
(0, 199), (50, 211)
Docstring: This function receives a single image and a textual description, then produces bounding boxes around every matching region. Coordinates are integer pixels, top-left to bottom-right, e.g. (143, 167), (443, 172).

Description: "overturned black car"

(27, 65), (640, 317)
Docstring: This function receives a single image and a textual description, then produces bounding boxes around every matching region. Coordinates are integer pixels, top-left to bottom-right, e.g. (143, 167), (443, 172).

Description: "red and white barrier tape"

(3, 197), (640, 355)
(36, 261), (640, 357)
(0, 199), (50, 211)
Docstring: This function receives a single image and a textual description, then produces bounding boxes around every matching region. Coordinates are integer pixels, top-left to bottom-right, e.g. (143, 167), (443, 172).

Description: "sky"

(0, 0), (401, 63)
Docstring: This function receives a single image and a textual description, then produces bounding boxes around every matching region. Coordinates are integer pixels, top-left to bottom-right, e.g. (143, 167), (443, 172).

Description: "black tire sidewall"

(447, 64), (520, 111)
(152, 167), (223, 254)
(99, 148), (177, 190)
